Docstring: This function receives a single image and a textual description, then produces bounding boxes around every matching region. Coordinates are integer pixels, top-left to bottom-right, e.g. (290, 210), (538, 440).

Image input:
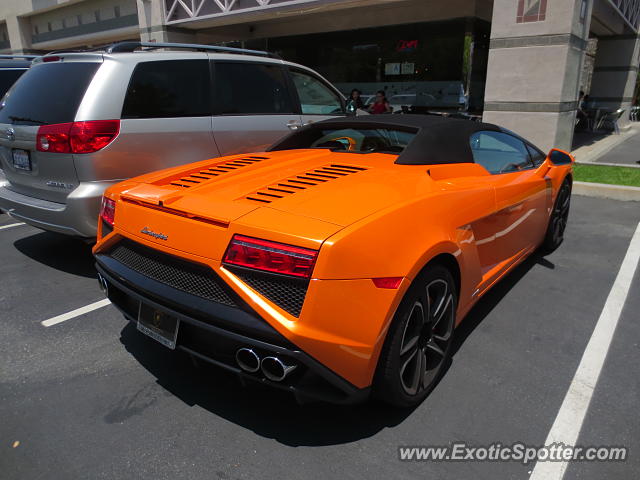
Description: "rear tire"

(374, 264), (457, 408)
(541, 178), (572, 253)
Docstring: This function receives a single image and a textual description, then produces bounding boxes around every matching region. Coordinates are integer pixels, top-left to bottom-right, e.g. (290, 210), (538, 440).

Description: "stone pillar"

(136, 0), (197, 43)
(5, 15), (33, 54)
(483, 0), (593, 152)
(589, 34), (640, 130)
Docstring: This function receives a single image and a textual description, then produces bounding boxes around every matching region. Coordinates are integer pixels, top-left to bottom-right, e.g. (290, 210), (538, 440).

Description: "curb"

(573, 181), (640, 202)
(575, 160), (640, 169)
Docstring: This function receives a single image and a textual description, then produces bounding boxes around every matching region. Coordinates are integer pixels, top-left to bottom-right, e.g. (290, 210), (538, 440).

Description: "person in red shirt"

(369, 90), (392, 114)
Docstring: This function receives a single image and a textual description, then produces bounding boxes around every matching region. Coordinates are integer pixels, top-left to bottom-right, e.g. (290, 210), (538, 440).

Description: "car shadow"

(13, 231), (97, 278)
(450, 252), (553, 356)
(119, 322), (414, 446)
(118, 252), (554, 446)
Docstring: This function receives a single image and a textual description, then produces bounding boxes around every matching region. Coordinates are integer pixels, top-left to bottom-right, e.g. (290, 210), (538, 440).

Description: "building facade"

(1, 0), (638, 152)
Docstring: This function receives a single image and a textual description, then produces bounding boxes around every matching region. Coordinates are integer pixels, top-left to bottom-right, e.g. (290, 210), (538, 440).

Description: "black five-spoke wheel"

(542, 178), (572, 253)
(375, 264), (457, 407)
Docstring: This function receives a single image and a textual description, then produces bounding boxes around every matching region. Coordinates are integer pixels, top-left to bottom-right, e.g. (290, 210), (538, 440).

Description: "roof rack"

(0, 54), (38, 60)
(104, 41), (279, 58)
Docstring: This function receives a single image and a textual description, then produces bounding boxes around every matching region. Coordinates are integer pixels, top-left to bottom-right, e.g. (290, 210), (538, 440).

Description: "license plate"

(12, 149), (31, 171)
(137, 303), (179, 349)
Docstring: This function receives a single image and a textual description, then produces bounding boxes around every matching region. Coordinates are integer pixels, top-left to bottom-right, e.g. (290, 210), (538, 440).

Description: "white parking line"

(530, 221), (640, 480)
(0, 222), (25, 231)
(41, 299), (111, 327)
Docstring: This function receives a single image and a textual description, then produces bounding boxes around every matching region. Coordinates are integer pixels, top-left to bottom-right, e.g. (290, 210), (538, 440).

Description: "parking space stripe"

(530, 221), (640, 480)
(0, 223), (25, 231)
(41, 299), (112, 327)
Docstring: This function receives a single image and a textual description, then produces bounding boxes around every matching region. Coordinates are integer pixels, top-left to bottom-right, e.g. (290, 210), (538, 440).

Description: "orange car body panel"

(94, 149), (573, 389)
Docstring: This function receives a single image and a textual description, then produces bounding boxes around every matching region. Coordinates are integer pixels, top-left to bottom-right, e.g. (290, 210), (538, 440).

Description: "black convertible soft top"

(269, 114), (503, 165)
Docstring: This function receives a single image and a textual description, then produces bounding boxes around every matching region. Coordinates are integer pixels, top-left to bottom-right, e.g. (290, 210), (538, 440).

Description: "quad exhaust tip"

(235, 348), (260, 373)
(97, 274), (108, 295)
(261, 356), (297, 382)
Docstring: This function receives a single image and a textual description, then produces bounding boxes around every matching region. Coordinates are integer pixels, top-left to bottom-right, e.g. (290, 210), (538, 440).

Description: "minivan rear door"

(0, 59), (102, 203)
(114, 59), (220, 178)
(210, 60), (302, 155)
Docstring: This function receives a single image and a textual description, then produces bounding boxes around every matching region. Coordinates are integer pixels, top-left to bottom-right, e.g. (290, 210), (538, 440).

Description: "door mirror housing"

(548, 149), (574, 165)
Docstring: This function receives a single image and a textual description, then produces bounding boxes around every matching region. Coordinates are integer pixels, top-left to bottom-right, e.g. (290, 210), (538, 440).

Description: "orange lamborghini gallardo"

(93, 116), (573, 407)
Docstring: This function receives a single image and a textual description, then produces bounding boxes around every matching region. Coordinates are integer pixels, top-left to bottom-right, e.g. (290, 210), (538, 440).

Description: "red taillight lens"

(223, 234), (318, 279)
(36, 122), (72, 153)
(70, 120), (120, 153)
(100, 196), (116, 227)
(37, 120), (119, 154)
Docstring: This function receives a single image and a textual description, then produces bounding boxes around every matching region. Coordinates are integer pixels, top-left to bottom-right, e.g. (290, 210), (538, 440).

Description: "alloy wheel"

(551, 182), (571, 245)
(398, 278), (455, 396)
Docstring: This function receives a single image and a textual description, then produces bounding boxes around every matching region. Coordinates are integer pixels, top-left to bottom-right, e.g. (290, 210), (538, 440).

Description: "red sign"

(397, 40), (419, 52)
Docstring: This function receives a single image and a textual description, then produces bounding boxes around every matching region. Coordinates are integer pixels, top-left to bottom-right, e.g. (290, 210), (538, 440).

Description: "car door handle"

(287, 120), (302, 131)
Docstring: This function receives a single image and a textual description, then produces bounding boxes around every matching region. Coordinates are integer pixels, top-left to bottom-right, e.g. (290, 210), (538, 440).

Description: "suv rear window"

(0, 62), (100, 125)
(0, 70), (27, 99)
(122, 60), (211, 119)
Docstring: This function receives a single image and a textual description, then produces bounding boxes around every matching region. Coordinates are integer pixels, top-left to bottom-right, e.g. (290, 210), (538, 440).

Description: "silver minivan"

(0, 42), (346, 237)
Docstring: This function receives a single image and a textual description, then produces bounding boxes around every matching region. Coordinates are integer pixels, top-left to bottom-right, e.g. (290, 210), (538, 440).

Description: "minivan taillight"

(100, 196), (116, 227)
(37, 120), (120, 154)
(223, 235), (318, 279)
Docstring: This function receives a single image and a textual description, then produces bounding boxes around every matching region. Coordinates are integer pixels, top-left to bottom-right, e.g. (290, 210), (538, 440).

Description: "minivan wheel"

(374, 264), (456, 408)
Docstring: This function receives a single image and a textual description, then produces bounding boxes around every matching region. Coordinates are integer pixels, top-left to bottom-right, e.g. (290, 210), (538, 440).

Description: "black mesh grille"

(229, 267), (308, 317)
(108, 240), (236, 307)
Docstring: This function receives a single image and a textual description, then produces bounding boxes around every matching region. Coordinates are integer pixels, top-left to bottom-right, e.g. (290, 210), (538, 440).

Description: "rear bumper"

(95, 253), (370, 405)
(0, 179), (120, 237)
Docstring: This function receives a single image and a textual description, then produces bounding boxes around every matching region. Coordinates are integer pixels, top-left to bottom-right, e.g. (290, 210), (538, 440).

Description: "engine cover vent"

(245, 164), (367, 204)
(167, 156), (269, 188)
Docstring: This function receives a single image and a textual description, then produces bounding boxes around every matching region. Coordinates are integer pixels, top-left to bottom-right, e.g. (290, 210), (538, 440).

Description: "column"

(483, 0), (592, 152)
(6, 15), (33, 54)
(589, 34), (640, 130)
(136, 0), (197, 43)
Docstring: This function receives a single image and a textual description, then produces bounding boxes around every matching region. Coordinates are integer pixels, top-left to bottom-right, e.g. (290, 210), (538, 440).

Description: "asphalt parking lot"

(1, 194), (639, 480)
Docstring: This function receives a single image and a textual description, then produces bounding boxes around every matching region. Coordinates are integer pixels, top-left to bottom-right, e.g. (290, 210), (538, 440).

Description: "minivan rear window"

(121, 60), (211, 119)
(0, 62), (100, 126)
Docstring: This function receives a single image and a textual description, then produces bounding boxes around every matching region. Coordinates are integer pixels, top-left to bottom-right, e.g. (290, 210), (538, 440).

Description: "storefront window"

(243, 18), (489, 113)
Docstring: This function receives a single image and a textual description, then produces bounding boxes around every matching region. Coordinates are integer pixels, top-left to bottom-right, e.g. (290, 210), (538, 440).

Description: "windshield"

(0, 62), (100, 125)
(271, 127), (417, 154)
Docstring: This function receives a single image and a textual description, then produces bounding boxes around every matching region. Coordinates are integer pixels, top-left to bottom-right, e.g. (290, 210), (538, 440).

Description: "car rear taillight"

(36, 122), (72, 153)
(36, 120), (120, 154)
(223, 235), (318, 279)
(100, 196), (116, 227)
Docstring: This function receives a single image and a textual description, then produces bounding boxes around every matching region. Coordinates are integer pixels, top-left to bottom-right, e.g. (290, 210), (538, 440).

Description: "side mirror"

(548, 149), (574, 165)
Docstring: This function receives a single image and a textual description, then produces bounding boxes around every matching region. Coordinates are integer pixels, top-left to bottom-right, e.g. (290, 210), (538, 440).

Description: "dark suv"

(0, 55), (35, 99)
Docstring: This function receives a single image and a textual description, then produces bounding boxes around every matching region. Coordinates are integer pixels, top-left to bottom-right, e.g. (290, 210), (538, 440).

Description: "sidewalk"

(570, 125), (640, 202)
(572, 126), (640, 166)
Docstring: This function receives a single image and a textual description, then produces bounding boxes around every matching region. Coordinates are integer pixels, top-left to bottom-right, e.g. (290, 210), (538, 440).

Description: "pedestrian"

(347, 89), (365, 111)
(576, 90), (588, 130)
(369, 90), (392, 114)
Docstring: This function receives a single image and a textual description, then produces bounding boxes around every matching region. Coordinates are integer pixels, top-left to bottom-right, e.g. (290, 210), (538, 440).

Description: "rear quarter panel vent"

(245, 164), (367, 204)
